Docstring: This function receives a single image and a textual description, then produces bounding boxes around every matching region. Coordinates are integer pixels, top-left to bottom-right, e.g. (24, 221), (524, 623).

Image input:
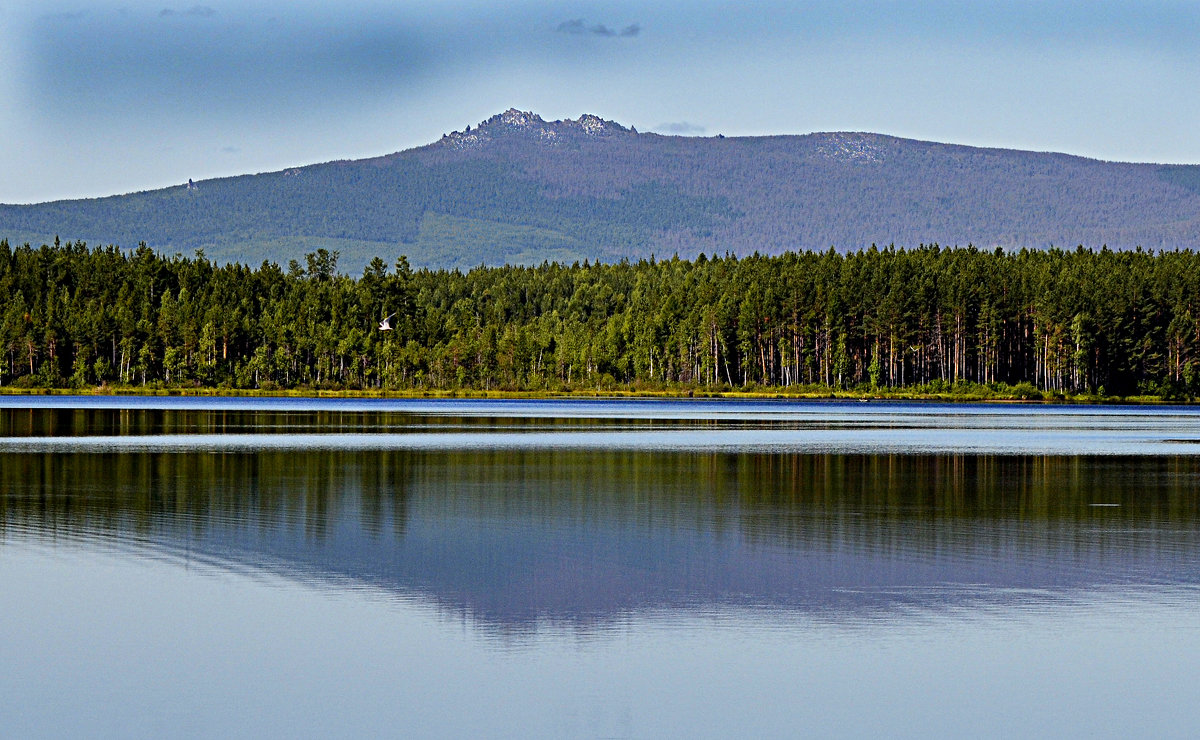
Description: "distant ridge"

(4, 108), (1200, 271)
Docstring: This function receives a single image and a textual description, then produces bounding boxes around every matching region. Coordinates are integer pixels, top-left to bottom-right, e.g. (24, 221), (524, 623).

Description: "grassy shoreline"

(0, 384), (1180, 404)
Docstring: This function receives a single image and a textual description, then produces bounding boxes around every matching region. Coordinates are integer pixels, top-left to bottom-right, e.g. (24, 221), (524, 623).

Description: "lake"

(3, 397), (1200, 738)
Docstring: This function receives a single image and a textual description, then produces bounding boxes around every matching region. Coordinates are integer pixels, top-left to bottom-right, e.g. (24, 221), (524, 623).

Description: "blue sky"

(2, 0), (1199, 203)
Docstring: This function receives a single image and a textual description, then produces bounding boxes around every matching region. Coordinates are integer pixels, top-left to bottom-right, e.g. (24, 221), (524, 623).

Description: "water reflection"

(7, 401), (1200, 737)
(5, 401), (1200, 457)
(5, 433), (1200, 634)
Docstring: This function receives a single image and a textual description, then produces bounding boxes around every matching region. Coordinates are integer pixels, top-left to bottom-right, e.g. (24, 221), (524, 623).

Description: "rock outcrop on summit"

(439, 110), (633, 150)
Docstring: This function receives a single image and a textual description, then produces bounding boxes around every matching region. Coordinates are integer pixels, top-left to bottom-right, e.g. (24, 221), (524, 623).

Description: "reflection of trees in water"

(724, 453), (1200, 558)
(0, 408), (651, 438)
(400, 450), (1200, 559)
(7, 441), (1200, 631)
(0, 449), (414, 543)
(5, 443), (1200, 556)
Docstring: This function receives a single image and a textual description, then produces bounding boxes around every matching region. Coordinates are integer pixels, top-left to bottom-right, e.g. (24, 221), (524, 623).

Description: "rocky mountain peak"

(496, 109), (546, 128)
(438, 109), (633, 150)
(570, 113), (629, 135)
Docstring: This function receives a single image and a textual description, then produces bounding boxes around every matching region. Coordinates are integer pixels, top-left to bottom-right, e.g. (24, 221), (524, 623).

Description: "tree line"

(2, 238), (1199, 397)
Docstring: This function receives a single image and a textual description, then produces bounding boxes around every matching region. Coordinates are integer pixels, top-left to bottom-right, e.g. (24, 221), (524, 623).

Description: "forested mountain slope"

(4, 109), (1200, 271)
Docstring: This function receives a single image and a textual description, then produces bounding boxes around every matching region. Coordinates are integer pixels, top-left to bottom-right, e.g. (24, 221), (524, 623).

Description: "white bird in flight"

(378, 313), (396, 331)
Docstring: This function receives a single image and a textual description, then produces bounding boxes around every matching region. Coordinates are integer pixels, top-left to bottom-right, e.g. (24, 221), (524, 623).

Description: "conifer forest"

(3, 239), (1199, 398)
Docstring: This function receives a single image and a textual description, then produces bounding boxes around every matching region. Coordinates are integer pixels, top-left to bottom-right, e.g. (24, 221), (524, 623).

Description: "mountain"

(4, 108), (1200, 271)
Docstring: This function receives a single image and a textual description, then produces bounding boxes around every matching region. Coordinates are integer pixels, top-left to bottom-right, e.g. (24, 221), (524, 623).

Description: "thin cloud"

(656, 121), (706, 135)
(221, 146), (240, 154)
(556, 19), (639, 38)
(160, 6), (217, 19)
(39, 10), (88, 21)
(27, 6), (432, 123)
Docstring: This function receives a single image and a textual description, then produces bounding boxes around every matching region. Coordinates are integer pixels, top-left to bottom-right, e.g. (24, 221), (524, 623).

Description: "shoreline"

(0, 385), (1179, 405)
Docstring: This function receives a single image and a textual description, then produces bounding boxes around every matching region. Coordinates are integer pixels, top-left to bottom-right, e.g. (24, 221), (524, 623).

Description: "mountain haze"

(4, 109), (1200, 271)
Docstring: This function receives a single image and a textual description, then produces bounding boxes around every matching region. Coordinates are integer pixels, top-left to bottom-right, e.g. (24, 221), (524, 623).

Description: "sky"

(2, 0), (1199, 203)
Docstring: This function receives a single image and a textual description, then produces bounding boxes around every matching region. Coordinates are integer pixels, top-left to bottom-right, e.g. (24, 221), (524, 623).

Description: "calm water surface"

(3, 398), (1200, 738)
